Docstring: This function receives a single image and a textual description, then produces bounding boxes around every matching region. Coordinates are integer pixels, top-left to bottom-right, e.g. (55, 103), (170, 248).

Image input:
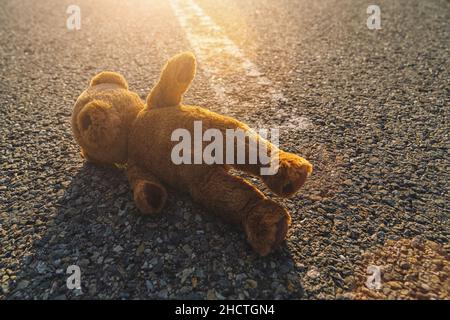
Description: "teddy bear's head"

(71, 72), (144, 165)
(72, 52), (196, 165)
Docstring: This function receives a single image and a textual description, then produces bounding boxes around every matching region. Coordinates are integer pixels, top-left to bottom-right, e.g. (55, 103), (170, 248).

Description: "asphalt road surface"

(1, 0), (449, 299)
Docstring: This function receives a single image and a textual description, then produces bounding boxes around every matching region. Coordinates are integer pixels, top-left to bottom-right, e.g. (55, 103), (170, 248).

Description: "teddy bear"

(71, 52), (312, 256)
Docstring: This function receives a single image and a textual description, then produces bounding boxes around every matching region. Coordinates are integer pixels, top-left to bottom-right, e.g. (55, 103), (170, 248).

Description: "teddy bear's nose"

(81, 114), (91, 130)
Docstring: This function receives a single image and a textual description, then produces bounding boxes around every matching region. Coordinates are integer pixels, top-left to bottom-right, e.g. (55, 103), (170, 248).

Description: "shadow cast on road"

(8, 163), (304, 299)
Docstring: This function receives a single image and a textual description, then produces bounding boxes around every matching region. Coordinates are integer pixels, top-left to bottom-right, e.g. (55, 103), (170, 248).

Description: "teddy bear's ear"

(90, 71), (128, 90)
(146, 52), (196, 108)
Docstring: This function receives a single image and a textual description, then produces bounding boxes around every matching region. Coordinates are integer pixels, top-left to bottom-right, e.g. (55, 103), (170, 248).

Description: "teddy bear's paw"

(244, 200), (291, 256)
(263, 153), (312, 197)
(172, 52), (196, 84)
(133, 181), (167, 215)
(147, 52), (196, 108)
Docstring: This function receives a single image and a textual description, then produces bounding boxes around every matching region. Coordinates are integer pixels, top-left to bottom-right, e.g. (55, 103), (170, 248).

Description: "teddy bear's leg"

(126, 163), (167, 215)
(200, 116), (312, 198)
(259, 150), (313, 197)
(234, 143), (313, 198)
(190, 168), (291, 256)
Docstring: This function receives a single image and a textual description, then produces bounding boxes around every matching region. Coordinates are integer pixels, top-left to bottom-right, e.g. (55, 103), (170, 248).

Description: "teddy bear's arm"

(126, 162), (167, 215)
(189, 167), (291, 256)
(147, 52), (196, 109)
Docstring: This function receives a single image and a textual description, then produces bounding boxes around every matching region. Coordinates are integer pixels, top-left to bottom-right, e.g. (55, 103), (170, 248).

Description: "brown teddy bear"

(72, 52), (312, 256)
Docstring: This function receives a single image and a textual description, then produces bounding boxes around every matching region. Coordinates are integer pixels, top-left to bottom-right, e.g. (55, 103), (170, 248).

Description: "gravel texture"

(352, 237), (449, 299)
(1, 0), (449, 299)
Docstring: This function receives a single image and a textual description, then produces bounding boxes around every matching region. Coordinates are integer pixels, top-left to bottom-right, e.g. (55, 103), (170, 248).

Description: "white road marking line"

(170, 0), (311, 130)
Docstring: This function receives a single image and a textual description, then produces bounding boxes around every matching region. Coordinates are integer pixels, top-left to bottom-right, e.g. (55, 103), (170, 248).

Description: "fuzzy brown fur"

(71, 52), (312, 256)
